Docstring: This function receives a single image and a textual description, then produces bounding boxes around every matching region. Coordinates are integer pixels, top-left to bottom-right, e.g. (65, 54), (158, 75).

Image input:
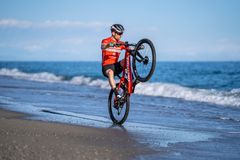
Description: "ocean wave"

(0, 68), (63, 82)
(1, 68), (240, 107)
(70, 76), (109, 89)
(135, 83), (240, 107)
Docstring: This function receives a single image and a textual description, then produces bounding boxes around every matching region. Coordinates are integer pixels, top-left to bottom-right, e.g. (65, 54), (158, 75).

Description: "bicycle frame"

(117, 47), (135, 95)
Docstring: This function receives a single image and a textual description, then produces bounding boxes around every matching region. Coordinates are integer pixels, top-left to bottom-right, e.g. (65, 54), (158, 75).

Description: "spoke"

(111, 87), (127, 123)
(135, 42), (153, 79)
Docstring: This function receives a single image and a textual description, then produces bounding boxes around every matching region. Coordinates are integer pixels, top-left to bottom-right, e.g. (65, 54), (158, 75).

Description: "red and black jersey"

(101, 37), (124, 66)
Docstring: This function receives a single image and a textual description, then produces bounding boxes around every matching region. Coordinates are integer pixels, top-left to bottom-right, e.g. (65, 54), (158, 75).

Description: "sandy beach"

(0, 109), (154, 160)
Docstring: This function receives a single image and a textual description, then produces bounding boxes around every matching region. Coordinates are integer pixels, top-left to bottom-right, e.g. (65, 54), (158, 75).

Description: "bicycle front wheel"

(132, 39), (156, 82)
(108, 83), (129, 125)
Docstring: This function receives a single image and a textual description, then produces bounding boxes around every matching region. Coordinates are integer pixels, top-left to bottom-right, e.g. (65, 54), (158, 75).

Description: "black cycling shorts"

(102, 62), (123, 78)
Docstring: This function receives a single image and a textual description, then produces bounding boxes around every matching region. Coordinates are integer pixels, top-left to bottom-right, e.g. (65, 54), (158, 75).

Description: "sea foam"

(1, 68), (240, 107)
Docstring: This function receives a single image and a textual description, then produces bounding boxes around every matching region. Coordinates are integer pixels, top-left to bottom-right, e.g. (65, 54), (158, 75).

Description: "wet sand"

(0, 109), (154, 160)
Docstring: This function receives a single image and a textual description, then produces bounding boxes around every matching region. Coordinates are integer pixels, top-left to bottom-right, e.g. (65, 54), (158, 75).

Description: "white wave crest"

(70, 76), (109, 89)
(1, 68), (240, 107)
(0, 68), (63, 82)
(135, 82), (240, 107)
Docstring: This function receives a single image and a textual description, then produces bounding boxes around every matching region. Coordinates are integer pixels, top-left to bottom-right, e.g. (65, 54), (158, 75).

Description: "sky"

(0, 0), (240, 61)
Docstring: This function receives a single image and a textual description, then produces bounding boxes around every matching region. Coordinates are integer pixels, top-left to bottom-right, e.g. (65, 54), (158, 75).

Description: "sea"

(0, 61), (240, 159)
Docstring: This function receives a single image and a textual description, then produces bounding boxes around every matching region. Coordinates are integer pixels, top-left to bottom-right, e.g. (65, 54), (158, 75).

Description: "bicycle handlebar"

(114, 41), (136, 47)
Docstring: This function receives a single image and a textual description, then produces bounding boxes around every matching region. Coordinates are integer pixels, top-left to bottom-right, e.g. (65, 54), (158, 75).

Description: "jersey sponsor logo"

(103, 48), (121, 53)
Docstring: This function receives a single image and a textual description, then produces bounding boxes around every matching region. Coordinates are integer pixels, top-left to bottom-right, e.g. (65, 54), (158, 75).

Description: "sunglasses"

(115, 32), (123, 35)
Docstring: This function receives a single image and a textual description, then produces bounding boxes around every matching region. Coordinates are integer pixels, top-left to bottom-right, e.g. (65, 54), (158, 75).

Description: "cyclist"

(101, 24), (125, 99)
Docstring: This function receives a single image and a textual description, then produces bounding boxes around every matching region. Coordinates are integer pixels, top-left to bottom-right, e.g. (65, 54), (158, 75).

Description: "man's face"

(112, 31), (122, 40)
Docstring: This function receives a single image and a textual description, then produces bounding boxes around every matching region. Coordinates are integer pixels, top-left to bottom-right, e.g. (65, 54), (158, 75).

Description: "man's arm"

(101, 42), (115, 50)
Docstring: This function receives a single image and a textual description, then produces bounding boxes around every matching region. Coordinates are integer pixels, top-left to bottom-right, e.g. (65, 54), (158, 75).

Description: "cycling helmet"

(111, 24), (124, 34)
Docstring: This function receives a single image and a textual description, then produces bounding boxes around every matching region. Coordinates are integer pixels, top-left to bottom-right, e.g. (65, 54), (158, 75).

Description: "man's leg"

(106, 69), (116, 89)
(106, 69), (121, 99)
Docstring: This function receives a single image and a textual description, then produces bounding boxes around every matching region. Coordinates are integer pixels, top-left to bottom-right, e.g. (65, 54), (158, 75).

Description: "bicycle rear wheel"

(108, 83), (129, 125)
(132, 39), (156, 82)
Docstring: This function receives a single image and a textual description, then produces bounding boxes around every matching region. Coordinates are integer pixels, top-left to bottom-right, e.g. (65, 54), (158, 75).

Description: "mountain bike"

(108, 39), (156, 125)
